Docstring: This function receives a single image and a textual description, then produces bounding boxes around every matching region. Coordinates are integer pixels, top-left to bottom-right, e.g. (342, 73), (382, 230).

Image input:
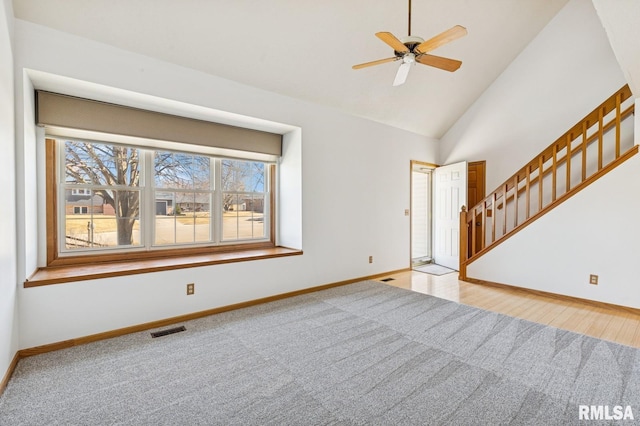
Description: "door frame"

(467, 161), (486, 256)
(409, 160), (437, 267)
(467, 161), (486, 207)
(409, 160), (483, 270)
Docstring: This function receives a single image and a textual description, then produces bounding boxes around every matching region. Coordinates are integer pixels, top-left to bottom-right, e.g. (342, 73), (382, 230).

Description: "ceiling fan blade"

(414, 25), (467, 54)
(376, 32), (409, 53)
(393, 62), (412, 86)
(352, 57), (399, 70)
(416, 54), (462, 72)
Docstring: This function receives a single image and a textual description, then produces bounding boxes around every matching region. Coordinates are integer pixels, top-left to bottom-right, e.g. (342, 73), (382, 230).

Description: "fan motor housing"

(395, 35), (425, 56)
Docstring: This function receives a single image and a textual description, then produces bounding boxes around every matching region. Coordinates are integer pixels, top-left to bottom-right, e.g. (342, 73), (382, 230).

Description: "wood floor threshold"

(18, 268), (410, 358)
(25, 247), (303, 287)
(0, 352), (20, 397)
(464, 276), (640, 316)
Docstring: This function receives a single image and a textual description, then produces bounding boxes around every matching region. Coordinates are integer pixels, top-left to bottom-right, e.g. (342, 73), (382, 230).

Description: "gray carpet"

(413, 263), (457, 276)
(1, 281), (639, 425)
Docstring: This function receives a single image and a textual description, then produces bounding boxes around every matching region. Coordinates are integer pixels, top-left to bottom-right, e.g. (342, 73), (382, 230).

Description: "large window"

(55, 138), (273, 260)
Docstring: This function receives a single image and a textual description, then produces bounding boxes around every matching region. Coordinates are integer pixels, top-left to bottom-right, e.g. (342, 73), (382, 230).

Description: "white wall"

(467, 153), (640, 309)
(441, 0), (640, 309)
(14, 20), (438, 349)
(439, 0), (626, 192)
(0, 0), (18, 380)
(592, 0), (640, 95)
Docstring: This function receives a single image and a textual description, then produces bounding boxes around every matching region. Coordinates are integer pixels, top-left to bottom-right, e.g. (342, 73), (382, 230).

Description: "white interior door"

(433, 161), (467, 270)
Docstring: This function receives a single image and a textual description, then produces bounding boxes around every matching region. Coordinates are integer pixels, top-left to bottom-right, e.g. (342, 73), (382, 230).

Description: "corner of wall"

(0, 0), (19, 391)
(278, 128), (302, 249)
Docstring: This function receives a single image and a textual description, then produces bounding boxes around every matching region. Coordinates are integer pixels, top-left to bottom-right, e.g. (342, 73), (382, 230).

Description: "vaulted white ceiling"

(12, 0), (570, 138)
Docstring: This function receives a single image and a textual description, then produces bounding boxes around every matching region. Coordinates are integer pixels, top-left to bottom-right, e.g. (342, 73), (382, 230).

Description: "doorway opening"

(411, 160), (476, 273)
(410, 161), (435, 267)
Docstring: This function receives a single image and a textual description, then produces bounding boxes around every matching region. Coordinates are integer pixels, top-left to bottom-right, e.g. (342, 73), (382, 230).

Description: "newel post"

(459, 206), (468, 281)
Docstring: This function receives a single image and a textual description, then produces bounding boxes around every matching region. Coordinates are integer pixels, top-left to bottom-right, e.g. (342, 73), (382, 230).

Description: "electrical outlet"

(589, 274), (598, 285)
(186, 283), (195, 295)
(404, 209), (410, 216)
(369, 256), (373, 264)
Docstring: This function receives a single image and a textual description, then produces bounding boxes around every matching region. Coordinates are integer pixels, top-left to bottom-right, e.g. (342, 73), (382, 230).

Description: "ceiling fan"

(353, 0), (467, 86)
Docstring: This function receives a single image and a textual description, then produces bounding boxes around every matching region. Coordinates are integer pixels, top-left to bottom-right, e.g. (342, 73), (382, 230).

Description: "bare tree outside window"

(154, 152), (210, 190)
(154, 152), (212, 245)
(221, 159), (266, 240)
(221, 159), (264, 210)
(65, 141), (141, 247)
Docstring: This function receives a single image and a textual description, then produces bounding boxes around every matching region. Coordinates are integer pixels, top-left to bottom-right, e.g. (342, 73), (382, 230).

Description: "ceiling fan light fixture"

(402, 53), (416, 64)
(351, 0), (467, 85)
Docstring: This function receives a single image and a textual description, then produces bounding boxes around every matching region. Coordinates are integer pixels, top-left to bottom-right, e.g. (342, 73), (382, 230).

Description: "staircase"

(459, 84), (636, 279)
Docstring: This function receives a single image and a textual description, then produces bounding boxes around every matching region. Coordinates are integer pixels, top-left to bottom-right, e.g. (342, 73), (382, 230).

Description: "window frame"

(46, 138), (277, 268)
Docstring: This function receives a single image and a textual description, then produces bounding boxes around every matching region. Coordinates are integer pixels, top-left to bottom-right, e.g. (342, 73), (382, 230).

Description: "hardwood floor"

(378, 270), (640, 348)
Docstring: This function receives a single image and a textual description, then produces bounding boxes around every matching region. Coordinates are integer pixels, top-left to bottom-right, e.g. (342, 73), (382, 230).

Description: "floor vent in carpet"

(380, 278), (395, 282)
(151, 326), (186, 338)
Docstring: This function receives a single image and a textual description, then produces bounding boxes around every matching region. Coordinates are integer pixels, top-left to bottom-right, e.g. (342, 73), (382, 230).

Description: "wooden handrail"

(494, 103), (634, 210)
(460, 84), (636, 269)
(475, 87), (633, 210)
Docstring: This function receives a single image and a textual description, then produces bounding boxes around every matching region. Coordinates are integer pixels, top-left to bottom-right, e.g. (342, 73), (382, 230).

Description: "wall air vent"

(150, 326), (186, 338)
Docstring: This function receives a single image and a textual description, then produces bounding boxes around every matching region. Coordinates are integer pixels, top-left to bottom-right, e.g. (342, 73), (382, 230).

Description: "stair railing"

(460, 84), (636, 278)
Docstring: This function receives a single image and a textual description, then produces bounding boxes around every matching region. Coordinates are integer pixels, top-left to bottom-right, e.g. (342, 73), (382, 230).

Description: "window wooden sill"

(25, 247), (303, 287)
